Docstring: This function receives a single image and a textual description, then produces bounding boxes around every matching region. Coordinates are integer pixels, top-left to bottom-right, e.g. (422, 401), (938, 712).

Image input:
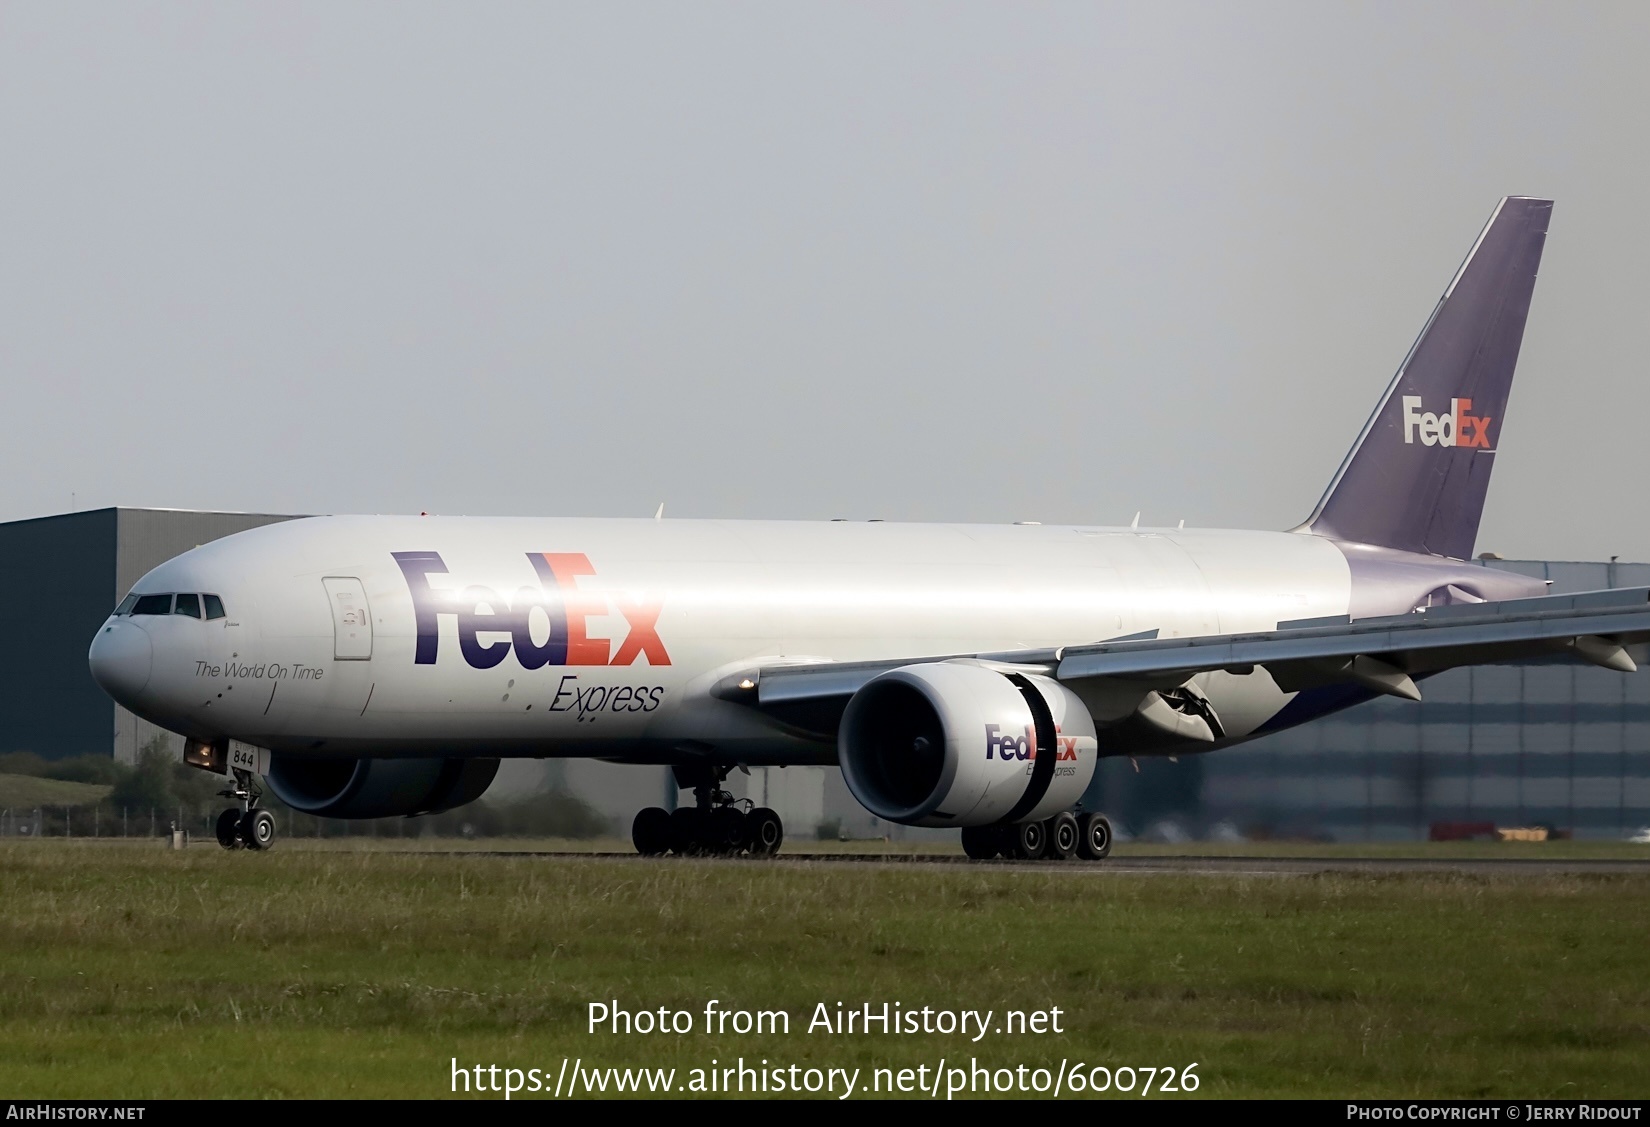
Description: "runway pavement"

(488, 850), (1650, 876)
(774, 853), (1650, 875)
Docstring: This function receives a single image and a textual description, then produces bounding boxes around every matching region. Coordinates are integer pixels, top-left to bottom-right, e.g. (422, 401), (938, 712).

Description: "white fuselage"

(91, 515), (1361, 764)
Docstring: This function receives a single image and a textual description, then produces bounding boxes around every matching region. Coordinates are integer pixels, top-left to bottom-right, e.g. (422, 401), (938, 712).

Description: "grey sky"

(3, 3), (1647, 561)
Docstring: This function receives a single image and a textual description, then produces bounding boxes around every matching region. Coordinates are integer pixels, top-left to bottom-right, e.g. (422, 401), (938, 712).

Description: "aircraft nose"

(88, 619), (153, 704)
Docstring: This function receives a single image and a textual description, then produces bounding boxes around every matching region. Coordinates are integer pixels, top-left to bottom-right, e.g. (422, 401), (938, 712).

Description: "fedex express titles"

(394, 550), (671, 722)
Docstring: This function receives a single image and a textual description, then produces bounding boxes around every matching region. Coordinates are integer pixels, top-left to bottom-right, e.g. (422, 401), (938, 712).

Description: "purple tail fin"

(1299, 196), (1551, 560)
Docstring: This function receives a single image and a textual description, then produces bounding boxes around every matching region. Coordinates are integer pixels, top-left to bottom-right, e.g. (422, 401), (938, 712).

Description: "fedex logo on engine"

(393, 551), (668, 670)
(984, 724), (1081, 761)
(1401, 396), (1493, 449)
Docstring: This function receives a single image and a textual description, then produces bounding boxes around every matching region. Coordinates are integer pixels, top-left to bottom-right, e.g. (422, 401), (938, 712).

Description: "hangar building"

(0, 508), (293, 764)
(1072, 558), (1650, 843)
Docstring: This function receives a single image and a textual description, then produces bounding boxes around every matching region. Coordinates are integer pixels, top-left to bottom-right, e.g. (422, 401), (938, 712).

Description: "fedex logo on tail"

(1401, 396), (1493, 449)
(393, 551), (668, 670)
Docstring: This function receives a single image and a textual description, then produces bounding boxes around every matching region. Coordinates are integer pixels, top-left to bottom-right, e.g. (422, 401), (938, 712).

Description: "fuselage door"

(322, 577), (373, 660)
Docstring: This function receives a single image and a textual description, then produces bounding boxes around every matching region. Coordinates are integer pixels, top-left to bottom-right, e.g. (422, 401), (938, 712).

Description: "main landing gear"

(631, 765), (784, 857)
(214, 768), (277, 851)
(960, 812), (1112, 862)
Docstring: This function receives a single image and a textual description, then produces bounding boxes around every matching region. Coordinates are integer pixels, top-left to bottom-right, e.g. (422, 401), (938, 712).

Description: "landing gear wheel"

(215, 808), (244, 850)
(960, 825), (999, 860)
(1078, 813), (1113, 860)
(1047, 812), (1079, 860)
(708, 807), (749, 854)
(667, 807), (703, 855)
(632, 807), (671, 855)
(1009, 820), (1046, 860)
(745, 808), (783, 856)
(241, 808), (276, 851)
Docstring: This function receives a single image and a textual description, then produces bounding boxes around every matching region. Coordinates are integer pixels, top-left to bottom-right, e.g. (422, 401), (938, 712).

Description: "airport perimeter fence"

(0, 803), (592, 842)
(0, 805), (242, 840)
(0, 805), (367, 841)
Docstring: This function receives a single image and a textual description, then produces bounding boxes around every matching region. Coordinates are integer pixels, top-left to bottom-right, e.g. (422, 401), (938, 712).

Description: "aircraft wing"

(1052, 585), (1650, 694)
(718, 586), (1650, 732)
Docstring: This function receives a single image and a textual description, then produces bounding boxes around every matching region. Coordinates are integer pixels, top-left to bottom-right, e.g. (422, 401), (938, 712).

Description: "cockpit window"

(124, 592), (221, 618)
(132, 594), (173, 616)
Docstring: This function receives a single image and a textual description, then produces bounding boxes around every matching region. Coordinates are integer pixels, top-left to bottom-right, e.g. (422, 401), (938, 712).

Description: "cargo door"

(322, 577), (373, 660)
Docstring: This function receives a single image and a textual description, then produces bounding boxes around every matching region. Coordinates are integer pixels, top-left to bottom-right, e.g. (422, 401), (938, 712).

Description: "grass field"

(263, 834), (1650, 861)
(2, 840), (1648, 1100)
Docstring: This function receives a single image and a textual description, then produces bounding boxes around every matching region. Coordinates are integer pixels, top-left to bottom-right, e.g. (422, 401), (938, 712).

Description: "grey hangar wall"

(0, 509), (294, 763)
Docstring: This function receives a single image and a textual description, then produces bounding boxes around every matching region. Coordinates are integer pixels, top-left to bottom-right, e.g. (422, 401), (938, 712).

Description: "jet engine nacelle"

(837, 662), (1097, 828)
(265, 755), (500, 819)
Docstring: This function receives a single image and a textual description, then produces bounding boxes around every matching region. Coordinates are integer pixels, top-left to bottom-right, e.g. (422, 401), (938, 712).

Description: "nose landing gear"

(215, 808), (244, 849)
(243, 808), (277, 849)
(214, 768), (277, 851)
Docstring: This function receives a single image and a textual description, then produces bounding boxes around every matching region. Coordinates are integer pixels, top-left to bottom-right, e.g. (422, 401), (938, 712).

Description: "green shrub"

(0, 752), (51, 777)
